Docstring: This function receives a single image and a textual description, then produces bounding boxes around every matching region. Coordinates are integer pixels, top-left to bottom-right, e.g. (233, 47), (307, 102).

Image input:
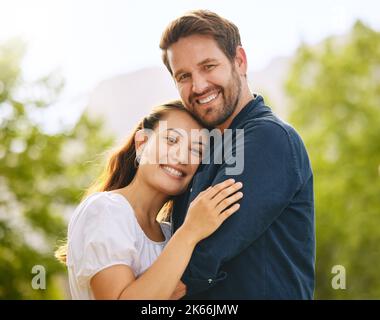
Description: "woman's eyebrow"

(167, 128), (184, 137)
(192, 140), (205, 146)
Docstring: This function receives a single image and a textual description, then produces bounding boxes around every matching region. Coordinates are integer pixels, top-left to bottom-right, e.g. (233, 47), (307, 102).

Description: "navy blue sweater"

(172, 96), (315, 299)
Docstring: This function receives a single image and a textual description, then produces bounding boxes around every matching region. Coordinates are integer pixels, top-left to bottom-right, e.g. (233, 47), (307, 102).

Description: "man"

(160, 10), (315, 299)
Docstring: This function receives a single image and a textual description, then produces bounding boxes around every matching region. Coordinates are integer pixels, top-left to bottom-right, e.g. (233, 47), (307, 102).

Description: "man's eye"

(205, 64), (216, 71)
(178, 74), (190, 82)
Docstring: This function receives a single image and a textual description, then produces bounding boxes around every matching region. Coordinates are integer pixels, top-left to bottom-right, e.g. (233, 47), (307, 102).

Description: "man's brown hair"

(160, 10), (242, 75)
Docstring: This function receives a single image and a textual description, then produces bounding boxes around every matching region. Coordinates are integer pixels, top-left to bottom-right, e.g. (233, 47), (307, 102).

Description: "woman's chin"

(153, 177), (187, 196)
(159, 183), (187, 197)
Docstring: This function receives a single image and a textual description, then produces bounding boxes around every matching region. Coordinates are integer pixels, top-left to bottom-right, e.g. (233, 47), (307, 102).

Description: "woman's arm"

(90, 226), (195, 300)
(169, 281), (187, 300)
(90, 178), (243, 300)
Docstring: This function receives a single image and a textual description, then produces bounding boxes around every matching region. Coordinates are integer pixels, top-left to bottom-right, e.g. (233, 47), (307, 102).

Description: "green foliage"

(286, 21), (380, 299)
(0, 39), (113, 299)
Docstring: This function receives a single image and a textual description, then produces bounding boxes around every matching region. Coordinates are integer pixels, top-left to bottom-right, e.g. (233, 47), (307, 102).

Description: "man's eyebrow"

(173, 58), (219, 79)
(173, 69), (187, 80)
(197, 58), (218, 66)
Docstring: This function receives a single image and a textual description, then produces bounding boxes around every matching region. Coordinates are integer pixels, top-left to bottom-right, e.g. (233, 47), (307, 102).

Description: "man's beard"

(190, 67), (242, 128)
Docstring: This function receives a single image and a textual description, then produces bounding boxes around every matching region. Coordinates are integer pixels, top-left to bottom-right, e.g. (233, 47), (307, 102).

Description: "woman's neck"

(117, 176), (168, 227)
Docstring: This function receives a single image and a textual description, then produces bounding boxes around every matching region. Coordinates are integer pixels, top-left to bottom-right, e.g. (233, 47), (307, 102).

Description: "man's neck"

(217, 90), (254, 132)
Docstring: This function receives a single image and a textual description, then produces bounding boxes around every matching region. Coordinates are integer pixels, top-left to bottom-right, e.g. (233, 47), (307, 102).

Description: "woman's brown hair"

(55, 100), (196, 264)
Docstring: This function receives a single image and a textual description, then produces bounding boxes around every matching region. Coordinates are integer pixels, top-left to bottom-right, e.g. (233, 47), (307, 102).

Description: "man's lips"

(191, 89), (221, 106)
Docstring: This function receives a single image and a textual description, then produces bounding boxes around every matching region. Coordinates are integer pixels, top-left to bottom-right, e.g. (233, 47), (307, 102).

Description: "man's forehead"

(167, 36), (225, 72)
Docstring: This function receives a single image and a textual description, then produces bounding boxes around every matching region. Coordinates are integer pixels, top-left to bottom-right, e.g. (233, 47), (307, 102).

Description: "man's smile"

(193, 89), (222, 108)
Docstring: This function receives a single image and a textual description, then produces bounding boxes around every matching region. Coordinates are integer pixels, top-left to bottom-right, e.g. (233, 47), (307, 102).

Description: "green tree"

(0, 39), (113, 299)
(286, 21), (380, 299)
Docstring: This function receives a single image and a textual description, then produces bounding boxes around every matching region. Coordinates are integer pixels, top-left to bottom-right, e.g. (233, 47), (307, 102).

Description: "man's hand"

(169, 281), (187, 300)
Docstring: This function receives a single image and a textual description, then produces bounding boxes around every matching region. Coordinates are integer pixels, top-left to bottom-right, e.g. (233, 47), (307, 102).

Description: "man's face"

(167, 34), (242, 128)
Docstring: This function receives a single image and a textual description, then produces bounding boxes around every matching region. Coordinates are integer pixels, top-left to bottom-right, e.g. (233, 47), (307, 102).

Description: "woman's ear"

(135, 129), (147, 155)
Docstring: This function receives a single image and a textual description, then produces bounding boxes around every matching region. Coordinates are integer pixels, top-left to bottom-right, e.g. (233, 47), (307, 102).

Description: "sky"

(1, 0), (380, 130)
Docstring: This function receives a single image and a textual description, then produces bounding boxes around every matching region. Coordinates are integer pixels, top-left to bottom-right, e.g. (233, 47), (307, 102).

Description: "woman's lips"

(160, 165), (186, 179)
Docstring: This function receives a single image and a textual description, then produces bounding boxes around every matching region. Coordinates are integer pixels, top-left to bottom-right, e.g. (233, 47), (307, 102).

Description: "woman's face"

(137, 110), (206, 196)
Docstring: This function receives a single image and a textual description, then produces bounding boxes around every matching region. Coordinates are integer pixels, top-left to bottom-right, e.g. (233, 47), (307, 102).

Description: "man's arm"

(181, 120), (304, 296)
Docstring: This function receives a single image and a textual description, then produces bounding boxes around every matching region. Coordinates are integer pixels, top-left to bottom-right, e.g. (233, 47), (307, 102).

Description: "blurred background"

(0, 0), (379, 299)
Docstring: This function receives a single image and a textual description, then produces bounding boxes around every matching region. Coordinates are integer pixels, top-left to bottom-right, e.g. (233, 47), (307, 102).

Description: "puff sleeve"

(68, 193), (139, 287)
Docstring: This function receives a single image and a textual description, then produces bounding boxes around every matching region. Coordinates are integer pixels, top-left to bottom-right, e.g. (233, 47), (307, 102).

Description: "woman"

(55, 100), (243, 299)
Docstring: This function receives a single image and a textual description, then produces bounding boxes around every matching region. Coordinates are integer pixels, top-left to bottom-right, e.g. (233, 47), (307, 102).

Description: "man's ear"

(234, 46), (248, 76)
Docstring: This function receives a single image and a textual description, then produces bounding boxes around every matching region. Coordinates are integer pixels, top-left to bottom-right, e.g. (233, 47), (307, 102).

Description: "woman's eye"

(166, 136), (178, 144)
(190, 148), (202, 158)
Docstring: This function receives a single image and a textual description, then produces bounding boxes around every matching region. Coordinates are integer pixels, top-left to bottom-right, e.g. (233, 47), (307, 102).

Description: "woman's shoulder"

(79, 191), (133, 212)
(67, 192), (141, 275)
(68, 192), (136, 232)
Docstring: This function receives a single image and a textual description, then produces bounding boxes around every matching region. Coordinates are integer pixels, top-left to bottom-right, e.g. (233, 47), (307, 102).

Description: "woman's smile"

(160, 164), (186, 180)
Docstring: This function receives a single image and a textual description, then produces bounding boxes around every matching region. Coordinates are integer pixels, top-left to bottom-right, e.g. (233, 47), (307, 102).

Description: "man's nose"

(192, 73), (209, 95)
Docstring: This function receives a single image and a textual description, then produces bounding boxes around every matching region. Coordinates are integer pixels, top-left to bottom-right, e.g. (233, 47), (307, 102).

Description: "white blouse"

(67, 191), (171, 300)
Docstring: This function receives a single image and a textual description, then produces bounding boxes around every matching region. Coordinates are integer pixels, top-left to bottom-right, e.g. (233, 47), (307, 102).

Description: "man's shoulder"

(236, 108), (310, 177)
(238, 112), (294, 141)
(238, 108), (303, 145)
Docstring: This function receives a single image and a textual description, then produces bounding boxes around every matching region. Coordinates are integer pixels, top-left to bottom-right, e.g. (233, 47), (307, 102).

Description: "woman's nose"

(170, 144), (189, 165)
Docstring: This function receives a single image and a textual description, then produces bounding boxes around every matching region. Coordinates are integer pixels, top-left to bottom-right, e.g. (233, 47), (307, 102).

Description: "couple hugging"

(56, 10), (315, 300)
